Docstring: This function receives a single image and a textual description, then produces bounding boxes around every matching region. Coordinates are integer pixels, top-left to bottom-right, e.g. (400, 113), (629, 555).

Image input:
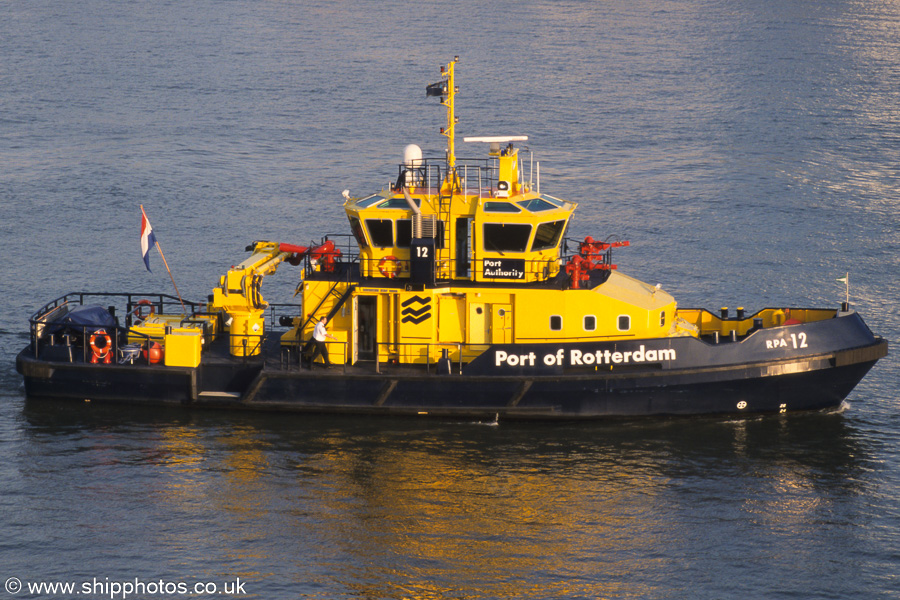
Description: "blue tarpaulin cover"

(47, 305), (116, 334)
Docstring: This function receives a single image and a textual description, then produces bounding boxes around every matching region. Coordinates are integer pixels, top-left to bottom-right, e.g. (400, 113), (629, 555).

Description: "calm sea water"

(2, 0), (899, 598)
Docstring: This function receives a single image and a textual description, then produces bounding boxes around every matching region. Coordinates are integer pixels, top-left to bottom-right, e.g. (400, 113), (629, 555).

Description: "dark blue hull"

(17, 311), (887, 420)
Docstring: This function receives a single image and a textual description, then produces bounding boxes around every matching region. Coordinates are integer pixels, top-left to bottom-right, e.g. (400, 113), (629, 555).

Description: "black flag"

(426, 81), (446, 97)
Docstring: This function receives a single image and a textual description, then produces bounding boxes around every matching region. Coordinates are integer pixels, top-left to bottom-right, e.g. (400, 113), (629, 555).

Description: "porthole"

(617, 315), (631, 331)
(584, 315), (596, 331)
(550, 315), (562, 331)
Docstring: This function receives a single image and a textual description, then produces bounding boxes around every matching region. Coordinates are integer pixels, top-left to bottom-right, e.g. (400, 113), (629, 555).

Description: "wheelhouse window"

(540, 195), (565, 207)
(396, 219), (446, 249)
(483, 223), (532, 253)
(356, 194), (383, 208)
(532, 220), (566, 251)
(550, 315), (562, 331)
(617, 315), (631, 331)
(396, 220), (412, 248)
(350, 216), (368, 248)
(377, 196), (422, 209)
(484, 202), (521, 213)
(516, 198), (556, 212)
(365, 219), (393, 247)
(584, 315), (596, 331)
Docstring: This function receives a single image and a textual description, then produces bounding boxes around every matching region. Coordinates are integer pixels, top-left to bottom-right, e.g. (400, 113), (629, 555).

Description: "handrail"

(29, 292), (201, 323)
(356, 254), (566, 284)
(26, 292), (205, 357)
(299, 228), (625, 288)
(374, 341), (464, 375)
(281, 338), (348, 373)
(32, 321), (153, 364)
(394, 156), (502, 196)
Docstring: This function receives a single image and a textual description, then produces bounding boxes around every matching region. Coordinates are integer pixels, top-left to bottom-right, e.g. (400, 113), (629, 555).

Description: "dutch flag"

(140, 205), (158, 272)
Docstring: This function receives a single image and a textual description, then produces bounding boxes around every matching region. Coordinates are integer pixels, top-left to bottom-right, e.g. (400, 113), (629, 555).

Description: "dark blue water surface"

(2, 0), (898, 598)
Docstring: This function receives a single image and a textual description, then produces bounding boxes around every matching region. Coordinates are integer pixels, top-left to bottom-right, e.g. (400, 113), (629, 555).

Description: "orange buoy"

(143, 341), (164, 364)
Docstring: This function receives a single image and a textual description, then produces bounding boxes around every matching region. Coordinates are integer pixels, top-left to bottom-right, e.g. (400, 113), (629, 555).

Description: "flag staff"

(156, 240), (187, 315)
(141, 205), (187, 315)
(837, 272), (849, 307)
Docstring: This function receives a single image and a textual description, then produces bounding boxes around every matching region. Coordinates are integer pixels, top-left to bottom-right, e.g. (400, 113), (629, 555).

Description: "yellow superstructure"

(159, 58), (692, 368)
(280, 58), (690, 367)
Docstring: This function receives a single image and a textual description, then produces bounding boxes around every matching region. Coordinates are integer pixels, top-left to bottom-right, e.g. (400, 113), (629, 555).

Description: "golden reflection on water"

(133, 415), (863, 599)
(148, 424), (273, 581)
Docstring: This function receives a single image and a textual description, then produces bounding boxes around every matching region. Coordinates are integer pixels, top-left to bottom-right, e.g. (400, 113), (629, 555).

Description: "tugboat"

(17, 58), (887, 419)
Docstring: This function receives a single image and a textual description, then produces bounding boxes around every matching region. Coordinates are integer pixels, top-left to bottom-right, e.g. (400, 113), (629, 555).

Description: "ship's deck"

(205, 331), (455, 380)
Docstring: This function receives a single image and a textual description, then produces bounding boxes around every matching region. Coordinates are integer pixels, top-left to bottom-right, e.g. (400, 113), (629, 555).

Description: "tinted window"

(350, 217), (368, 248)
(365, 219), (393, 247)
(357, 194), (382, 208)
(484, 202), (521, 213)
(550, 315), (562, 331)
(532, 220), (566, 251)
(618, 315), (631, 331)
(377, 197), (421, 209)
(541, 195), (565, 207)
(483, 223), (531, 253)
(517, 198), (556, 212)
(584, 315), (596, 331)
(396, 220), (412, 248)
(393, 219), (445, 249)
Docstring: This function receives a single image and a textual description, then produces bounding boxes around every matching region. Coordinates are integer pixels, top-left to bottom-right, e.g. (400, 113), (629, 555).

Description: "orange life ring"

(131, 299), (155, 324)
(378, 255), (401, 279)
(89, 329), (113, 364)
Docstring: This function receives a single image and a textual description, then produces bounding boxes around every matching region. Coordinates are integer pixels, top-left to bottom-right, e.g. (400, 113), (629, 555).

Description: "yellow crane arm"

(210, 241), (292, 314)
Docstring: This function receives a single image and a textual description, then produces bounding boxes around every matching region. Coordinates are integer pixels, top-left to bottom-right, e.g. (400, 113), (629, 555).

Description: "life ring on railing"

(378, 255), (401, 279)
(131, 299), (155, 325)
(89, 329), (113, 364)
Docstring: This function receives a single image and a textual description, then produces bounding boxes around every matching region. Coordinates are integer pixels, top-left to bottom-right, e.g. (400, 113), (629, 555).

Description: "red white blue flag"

(140, 205), (158, 272)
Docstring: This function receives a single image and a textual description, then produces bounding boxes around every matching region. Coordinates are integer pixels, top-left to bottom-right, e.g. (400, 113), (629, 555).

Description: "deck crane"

(209, 240), (338, 356)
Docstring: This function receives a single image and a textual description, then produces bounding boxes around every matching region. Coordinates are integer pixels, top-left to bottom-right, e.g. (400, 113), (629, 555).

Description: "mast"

(441, 56), (458, 171)
(427, 56), (459, 189)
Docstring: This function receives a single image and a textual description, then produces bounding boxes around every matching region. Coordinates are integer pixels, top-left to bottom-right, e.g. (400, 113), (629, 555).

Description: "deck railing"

(27, 292), (204, 359)
(301, 233), (626, 286)
(373, 341), (466, 375)
(277, 336), (472, 376)
(394, 156), (504, 197)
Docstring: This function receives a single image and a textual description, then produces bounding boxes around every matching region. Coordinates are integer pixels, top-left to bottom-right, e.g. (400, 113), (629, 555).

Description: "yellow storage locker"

(164, 328), (203, 368)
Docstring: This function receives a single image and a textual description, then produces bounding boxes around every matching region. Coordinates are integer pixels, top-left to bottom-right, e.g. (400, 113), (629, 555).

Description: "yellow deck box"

(164, 328), (203, 368)
(129, 316), (207, 346)
(127, 320), (166, 345)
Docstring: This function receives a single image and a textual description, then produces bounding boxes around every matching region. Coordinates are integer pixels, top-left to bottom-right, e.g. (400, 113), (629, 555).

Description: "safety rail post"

(463, 165), (468, 199)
